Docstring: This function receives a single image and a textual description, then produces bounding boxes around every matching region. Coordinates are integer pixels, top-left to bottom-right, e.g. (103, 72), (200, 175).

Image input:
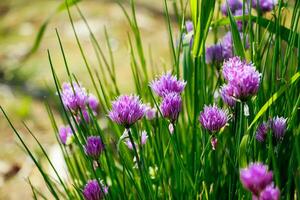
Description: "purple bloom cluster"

(144, 104), (157, 120)
(84, 136), (104, 160)
(270, 116), (287, 140)
(83, 179), (108, 200)
(252, 0), (277, 12)
(199, 105), (228, 132)
(184, 20), (194, 47)
(206, 32), (249, 65)
(150, 72), (185, 124)
(61, 82), (88, 111)
(150, 72), (186, 97)
(240, 163), (280, 199)
(59, 125), (73, 145)
(256, 122), (269, 143)
(221, 0), (243, 16)
(108, 95), (145, 128)
(221, 0), (248, 31)
(221, 57), (261, 105)
(160, 93), (182, 123)
(61, 82), (100, 122)
(205, 44), (223, 65)
(255, 116), (287, 142)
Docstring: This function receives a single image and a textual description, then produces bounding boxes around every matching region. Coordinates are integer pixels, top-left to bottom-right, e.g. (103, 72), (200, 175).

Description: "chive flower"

(145, 104), (157, 120)
(61, 82), (88, 111)
(199, 105), (228, 132)
(252, 0), (277, 12)
(256, 122), (269, 143)
(234, 9), (249, 31)
(220, 84), (237, 107)
(150, 72), (186, 97)
(205, 44), (224, 65)
(185, 20), (193, 32)
(88, 94), (100, 114)
(222, 56), (261, 101)
(269, 116), (287, 140)
(240, 163), (273, 196)
(59, 125), (73, 145)
(258, 184), (280, 200)
(84, 136), (104, 160)
(83, 179), (108, 200)
(221, 0), (243, 16)
(108, 95), (145, 128)
(160, 92), (182, 123)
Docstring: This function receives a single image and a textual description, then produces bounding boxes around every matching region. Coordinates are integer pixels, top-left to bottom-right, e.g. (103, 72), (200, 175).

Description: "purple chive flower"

(221, 32), (234, 60)
(252, 0), (277, 12)
(222, 56), (261, 101)
(221, 0), (243, 16)
(199, 105), (228, 132)
(88, 94), (99, 114)
(108, 95), (145, 128)
(160, 92), (182, 123)
(61, 82), (88, 111)
(256, 122), (269, 143)
(150, 72), (186, 97)
(258, 184), (280, 200)
(145, 105), (157, 120)
(186, 20), (194, 33)
(83, 179), (108, 200)
(240, 163), (273, 196)
(220, 84), (237, 107)
(59, 125), (73, 145)
(220, 32), (249, 61)
(206, 44), (224, 65)
(269, 116), (287, 140)
(234, 9), (249, 31)
(84, 136), (104, 160)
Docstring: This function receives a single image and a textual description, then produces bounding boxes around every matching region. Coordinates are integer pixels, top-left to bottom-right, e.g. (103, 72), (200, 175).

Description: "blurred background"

(0, 0), (172, 198)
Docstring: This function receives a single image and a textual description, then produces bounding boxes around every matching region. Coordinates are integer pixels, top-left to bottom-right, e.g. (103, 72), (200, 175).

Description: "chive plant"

(1, 0), (300, 199)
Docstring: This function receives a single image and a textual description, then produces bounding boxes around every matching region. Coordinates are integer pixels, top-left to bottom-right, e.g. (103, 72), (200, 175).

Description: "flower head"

(88, 94), (99, 114)
(108, 95), (145, 128)
(206, 44), (224, 65)
(199, 105), (228, 132)
(240, 163), (273, 195)
(59, 125), (73, 145)
(150, 72), (186, 97)
(84, 136), (104, 160)
(220, 84), (237, 107)
(145, 105), (157, 120)
(234, 9), (249, 31)
(222, 56), (261, 101)
(252, 0), (277, 12)
(61, 82), (88, 111)
(221, 0), (243, 16)
(221, 32), (234, 60)
(256, 122), (269, 143)
(185, 20), (194, 33)
(83, 179), (108, 200)
(259, 184), (280, 200)
(160, 92), (182, 123)
(269, 116), (287, 140)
